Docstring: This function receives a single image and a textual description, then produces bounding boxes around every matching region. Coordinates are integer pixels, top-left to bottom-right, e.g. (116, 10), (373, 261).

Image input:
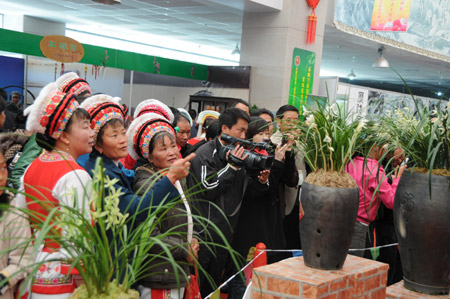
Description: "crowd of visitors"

(0, 73), (405, 298)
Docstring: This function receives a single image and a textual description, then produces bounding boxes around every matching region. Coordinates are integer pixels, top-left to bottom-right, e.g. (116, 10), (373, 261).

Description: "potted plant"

(377, 101), (450, 295)
(1, 159), (237, 298)
(296, 102), (364, 270)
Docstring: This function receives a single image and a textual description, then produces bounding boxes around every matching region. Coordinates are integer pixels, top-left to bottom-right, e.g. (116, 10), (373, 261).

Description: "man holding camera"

(187, 107), (250, 297)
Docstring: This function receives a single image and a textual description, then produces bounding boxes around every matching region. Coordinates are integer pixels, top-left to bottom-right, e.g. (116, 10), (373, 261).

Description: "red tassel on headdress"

(306, 0), (320, 44)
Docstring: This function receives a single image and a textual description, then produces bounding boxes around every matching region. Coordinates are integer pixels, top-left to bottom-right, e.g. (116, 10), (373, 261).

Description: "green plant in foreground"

(1, 157), (241, 298)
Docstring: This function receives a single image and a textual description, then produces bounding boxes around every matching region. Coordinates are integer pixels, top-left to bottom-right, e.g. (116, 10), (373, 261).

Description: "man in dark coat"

(7, 91), (21, 114)
(186, 108), (249, 297)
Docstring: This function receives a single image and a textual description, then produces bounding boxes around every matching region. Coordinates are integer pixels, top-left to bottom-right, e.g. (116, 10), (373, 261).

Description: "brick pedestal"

(251, 255), (388, 299)
(386, 281), (450, 299)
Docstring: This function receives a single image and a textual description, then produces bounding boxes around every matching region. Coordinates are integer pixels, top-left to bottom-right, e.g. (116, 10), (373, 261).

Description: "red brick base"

(251, 255), (388, 298)
(386, 281), (450, 299)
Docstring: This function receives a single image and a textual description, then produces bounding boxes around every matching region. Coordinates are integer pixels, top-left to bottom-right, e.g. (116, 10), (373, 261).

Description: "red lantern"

(306, 0), (320, 44)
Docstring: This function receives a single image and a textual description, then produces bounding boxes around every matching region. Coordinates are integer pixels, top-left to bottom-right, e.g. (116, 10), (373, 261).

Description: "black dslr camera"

(218, 134), (274, 171)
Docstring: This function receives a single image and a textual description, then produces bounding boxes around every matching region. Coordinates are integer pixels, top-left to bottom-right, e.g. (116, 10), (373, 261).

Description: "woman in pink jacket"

(346, 145), (406, 256)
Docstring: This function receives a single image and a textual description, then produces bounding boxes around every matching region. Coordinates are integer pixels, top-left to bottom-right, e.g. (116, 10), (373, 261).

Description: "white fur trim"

(79, 94), (121, 110)
(196, 110), (220, 125)
(55, 72), (79, 92)
(196, 110), (220, 137)
(126, 112), (167, 160)
(177, 108), (193, 126)
(133, 99), (174, 123)
(25, 82), (58, 133)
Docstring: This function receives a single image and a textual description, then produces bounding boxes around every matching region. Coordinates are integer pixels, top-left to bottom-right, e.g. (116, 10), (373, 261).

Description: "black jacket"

(232, 152), (298, 265)
(179, 143), (192, 158)
(186, 137), (247, 244)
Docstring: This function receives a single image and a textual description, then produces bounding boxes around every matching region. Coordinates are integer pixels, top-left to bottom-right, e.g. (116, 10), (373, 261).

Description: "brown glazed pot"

(299, 182), (359, 270)
(394, 171), (450, 295)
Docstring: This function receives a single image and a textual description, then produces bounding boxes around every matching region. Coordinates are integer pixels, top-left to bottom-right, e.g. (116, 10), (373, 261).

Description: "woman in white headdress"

(16, 84), (94, 299)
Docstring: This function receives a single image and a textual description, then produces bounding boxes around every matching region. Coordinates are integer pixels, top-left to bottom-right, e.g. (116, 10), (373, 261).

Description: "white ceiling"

(1, 0), (247, 51)
(321, 26), (450, 98)
(0, 0), (449, 98)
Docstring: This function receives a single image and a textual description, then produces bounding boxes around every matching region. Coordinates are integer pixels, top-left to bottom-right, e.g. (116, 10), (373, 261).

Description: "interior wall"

(3, 54), (249, 112)
(25, 56), (124, 105)
(122, 84), (250, 111)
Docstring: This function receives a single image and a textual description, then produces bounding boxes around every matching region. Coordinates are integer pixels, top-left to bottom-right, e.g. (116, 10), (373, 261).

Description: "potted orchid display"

(376, 98), (450, 295)
(295, 102), (365, 270)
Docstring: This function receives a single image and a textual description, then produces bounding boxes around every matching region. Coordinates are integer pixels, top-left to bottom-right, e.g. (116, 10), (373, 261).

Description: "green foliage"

(376, 105), (449, 171)
(297, 101), (366, 173)
(249, 104), (259, 114)
(1, 157), (241, 298)
(374, 70), (450, 172)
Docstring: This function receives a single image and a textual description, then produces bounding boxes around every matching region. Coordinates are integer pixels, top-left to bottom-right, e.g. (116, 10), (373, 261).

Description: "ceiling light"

(92, 0), (121, 4)
(347, 69), (356, 80)
(372, 46), (389, 68)
(231, 44), (240, 55)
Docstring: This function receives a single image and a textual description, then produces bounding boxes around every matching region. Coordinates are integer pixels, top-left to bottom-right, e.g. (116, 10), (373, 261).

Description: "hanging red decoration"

(92, 65), (100, 80)
(306, 0), (320, 44)
(60, 62), (65, 76)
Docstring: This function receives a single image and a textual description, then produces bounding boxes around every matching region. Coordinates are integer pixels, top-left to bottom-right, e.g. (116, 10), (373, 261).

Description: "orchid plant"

(296, 102), (366, 187)
(1, 158), (239, 299)
(376, 101), (450, 175)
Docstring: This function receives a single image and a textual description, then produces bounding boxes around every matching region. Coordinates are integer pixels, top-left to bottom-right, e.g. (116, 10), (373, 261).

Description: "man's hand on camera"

(226, 145), (248, 169)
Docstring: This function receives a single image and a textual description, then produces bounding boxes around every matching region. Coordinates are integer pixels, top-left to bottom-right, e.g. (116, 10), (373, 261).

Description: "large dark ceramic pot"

(394, 171), (450, 295)
(299, 182), (359, 270)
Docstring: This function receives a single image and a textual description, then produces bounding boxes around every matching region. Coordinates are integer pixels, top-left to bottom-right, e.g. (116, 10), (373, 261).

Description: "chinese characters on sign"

(289, 48), (315, 116)
(40, 35), (84, 63)
(370, 0), (412, 31)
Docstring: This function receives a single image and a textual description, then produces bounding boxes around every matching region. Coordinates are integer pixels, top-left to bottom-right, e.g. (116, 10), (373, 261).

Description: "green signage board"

(0, 28), (208, 81)
(288, 48), (315, 116)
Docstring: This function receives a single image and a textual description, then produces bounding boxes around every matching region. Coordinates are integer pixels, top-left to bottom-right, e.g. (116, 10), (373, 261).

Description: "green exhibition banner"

(0, 28), (208, 81)
(288, 48), (315, 115)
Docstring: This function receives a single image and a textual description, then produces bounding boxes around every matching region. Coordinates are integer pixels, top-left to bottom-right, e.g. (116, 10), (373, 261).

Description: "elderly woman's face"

(95, 122), (128, 161)
(149, 135), (179, 170)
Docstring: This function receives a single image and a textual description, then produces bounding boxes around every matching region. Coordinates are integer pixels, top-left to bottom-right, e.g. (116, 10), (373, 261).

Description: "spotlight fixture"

(347, 69), (356, 80)
(231, 44), (240, 55)
(92, 0), (121, 4)
(372, 46), (389, 68)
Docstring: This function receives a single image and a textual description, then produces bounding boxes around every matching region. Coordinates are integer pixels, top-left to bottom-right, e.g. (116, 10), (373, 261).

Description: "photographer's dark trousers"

(349, 221), (369, 257)
(227, 274), (247, 299)
(374, 204), (403, 285)
(198, 243), (229, 298)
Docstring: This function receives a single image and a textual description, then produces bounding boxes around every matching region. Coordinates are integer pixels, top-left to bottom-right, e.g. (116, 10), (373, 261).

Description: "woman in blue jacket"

(79, 94), (192, 222)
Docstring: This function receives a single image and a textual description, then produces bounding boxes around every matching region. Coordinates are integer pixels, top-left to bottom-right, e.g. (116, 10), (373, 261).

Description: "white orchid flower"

(356, 119), (367, 133)
(305, 114), (315, 127)
(323, 135), (332, 143)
